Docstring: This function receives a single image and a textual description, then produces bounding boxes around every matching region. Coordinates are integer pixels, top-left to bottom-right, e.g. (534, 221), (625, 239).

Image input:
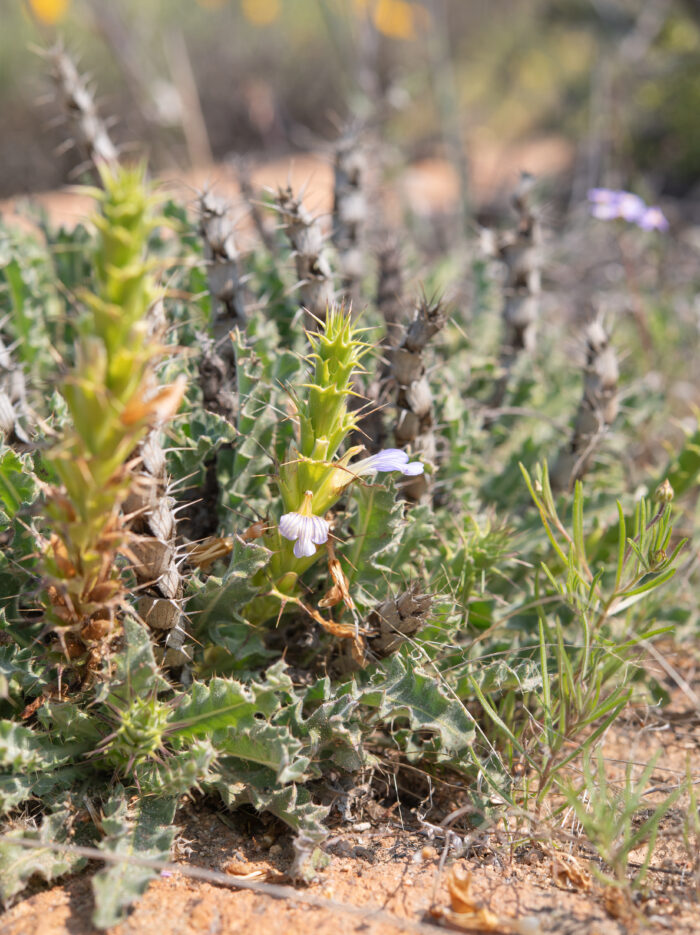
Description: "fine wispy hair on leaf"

(550, 318), (619, 493)
(275, 184), (334, 328)
(332, 129), (368, 305)
(484, 172), (543, 412)
(391, 294), (447, 501)
(45, 43), (118, 173)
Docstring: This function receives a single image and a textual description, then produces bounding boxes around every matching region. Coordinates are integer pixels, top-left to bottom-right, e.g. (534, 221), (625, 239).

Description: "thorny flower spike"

(279, 490), (330, 558)
(351, 448), (424, 477)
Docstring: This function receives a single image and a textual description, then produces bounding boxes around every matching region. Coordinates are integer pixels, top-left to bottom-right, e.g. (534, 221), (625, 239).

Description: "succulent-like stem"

(235, 158), (277, 253)
(0, 335), (30, 447)
(376, 234), (405, 345)
(391, 296), (447, 502)
(360, 234), (406, 452)
(47, 43), (118, 173)
(276, 185), (335, 329)
(333, 582), (432, 674)
(199, 191), (247, 332)
(485, 173), (542, 413)
(40, 165), (183, 658)
(332, 130), (367, 305)
(197, 191), (245, 426)
(551, 320), (619, 493)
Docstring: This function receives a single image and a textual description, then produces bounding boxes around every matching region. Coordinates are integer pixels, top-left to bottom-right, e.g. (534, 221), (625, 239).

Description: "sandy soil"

(0, 135), (573, 235)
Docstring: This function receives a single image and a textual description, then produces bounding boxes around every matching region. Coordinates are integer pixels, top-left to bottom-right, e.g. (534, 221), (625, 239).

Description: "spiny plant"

(0, 57), (698, 932)
(39, 162), (183, 662)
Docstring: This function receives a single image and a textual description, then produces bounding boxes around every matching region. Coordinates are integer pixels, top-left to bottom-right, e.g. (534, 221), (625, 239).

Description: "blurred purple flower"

(352, 448), (424, 477)
(587, 188), (667, 232)
(638, 206), (669, 232)
(587, 188), (645, 223)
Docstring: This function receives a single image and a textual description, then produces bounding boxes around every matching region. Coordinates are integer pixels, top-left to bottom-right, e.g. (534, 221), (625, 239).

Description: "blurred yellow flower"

(241, 0), (280, 26)
(353, 0), (427, 41)
(28, 0), (69, 24)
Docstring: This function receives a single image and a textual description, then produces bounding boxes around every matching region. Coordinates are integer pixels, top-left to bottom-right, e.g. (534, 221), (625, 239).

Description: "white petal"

(279, 512), (303, 542)
(402, 461), (425, 476)
(309, 515), (330, 544)
(293, 526), (317, 558)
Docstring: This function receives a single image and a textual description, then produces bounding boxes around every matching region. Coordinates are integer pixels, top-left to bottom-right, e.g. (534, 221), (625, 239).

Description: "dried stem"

(550, 319), (619, 493)
(486, 173), (542, 414)
(391, 296), (447, 502)
(275, 185), (335, 329)
(47, 43), (118, 172)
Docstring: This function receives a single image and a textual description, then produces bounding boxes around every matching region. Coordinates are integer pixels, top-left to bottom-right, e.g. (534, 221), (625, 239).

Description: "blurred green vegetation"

(1, 0), (700, 200)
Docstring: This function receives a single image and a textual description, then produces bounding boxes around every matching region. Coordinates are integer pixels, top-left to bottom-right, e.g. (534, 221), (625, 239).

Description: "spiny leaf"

(91, 787), (176, 930)
(0, 801), (87, 901)
(169, 676), (278, 741)
(358, 653), (476, 760)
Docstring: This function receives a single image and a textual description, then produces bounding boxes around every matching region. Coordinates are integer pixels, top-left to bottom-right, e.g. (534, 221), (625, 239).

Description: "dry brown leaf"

(602, 885), (635, 923)
(548, 850), (591, 892)
(435, 868), (502, 931)
(120, 377), (186, 426)
(187, 536), (234, 571)
(319, 541), (355, 612)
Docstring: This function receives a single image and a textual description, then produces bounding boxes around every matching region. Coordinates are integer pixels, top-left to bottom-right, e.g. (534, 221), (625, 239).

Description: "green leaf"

(91, 788), (176, 930)
(0, 448), (37, 518)
(189, 538), (273, 671)
(0, 802), (87, 901)
(100, 617), (164, 703)
(216, 721), (310, 783)
(169, 676), (277, 741)
(359, 653), (476, 760)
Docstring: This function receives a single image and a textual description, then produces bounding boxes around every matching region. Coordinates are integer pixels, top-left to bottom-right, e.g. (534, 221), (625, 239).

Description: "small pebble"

(421, 845), (438, 860)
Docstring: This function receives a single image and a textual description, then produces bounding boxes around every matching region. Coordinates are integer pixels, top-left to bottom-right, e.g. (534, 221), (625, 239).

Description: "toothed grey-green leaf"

(169, 676), (278, 741)
(0, 803), (87, 901)
(216, 721), (310, 783)
(91, 788), (176, 930)
(358, 654), (475, 760)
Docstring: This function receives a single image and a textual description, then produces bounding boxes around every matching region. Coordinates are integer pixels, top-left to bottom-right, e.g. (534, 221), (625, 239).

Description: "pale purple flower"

(638, 206), (669, 232)
(587, 188), (667, 232)
(587, 188), (645, 223)
(617, 192), (646, 223)
(588, 188), (619, 205)
(279, 490), (330, 558)
(351, 448), (424, 477)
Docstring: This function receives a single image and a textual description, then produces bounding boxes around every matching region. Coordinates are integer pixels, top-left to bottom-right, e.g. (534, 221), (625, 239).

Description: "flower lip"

(351, 448), (424, 477)
(279, 490), (330, 559)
